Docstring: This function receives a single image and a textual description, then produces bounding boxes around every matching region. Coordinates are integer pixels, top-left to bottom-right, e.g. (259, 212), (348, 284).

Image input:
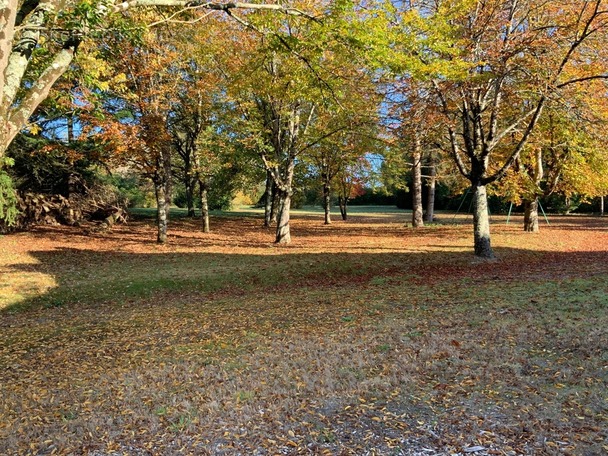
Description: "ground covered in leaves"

(1, 208), (607, 455)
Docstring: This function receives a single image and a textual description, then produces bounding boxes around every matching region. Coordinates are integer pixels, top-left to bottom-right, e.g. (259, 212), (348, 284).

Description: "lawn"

(0, 208), (607, 455)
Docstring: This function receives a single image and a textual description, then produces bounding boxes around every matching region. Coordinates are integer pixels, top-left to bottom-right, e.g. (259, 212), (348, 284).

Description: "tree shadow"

(3, 239), (608, 315)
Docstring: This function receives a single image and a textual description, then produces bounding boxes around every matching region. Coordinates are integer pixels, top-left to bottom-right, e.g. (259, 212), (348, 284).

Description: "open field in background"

(1, 207), (607, 455)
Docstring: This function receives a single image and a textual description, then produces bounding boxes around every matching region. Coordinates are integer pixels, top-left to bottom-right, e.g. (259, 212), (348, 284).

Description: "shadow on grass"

(3, 240), (608, 314)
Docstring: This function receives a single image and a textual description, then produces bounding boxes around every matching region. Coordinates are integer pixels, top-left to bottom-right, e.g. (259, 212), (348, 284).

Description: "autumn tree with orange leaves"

(86, 18), (180, 243)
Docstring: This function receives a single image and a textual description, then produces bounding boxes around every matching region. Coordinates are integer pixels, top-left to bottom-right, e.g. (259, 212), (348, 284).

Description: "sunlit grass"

(0, 249), (57, 310)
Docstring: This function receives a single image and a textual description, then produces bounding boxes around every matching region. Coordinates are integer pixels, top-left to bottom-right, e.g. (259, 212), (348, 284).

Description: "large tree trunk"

(472, 184), (493, 258)
(264, 170), (274, 227)
(411, 135), (424, 227)
(200, 181), (210, 233)
(424, 159), (436, 223)
(153, 150), (172, 244)
(523, 198), (540, 232)
(323, 181), (331, 225)
(275, 190), (291, 243)
(155, 178), (168, 244)
(274, 159), (295, 244)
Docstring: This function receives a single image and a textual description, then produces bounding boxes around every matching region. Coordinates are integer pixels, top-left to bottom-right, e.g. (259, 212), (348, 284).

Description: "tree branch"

(557, 73), (608, 88)
(115, 1), (319, 21)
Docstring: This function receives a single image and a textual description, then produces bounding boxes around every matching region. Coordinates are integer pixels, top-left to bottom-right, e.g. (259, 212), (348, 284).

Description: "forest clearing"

(1, 209), (607, 455)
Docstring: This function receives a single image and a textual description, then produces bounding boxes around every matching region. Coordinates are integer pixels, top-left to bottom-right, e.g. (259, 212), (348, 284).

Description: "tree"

(310, 124), (377, 225)
(336, 157), (370, 220)
(168, 18), (227, 230)
(227, 1), (378, 243)
(0, 1), (317, 222)
(496, 93), (608, 230)
(431, 0), (608, 257)
(86, 17), (179, 243)
(386, 78), (445, 228)
(522, 84), (608, 230)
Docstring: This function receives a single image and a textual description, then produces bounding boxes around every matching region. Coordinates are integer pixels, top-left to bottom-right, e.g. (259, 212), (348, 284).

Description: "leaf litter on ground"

(0, 211), (607, 455)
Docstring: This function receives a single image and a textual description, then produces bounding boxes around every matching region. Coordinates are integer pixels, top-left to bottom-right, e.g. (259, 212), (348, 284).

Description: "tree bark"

(523, 198), (540, 232)
(155, 178), (168, 244)
(275, 190), (291, 243)
(185, 177), (196, 217)
(323, 181), (331, 225)
(425, 159), (436, 223)
(273, 152), (295, 244)
(339, 196), (348, 221)
(200, 182), (210, 233)
(270, 182), (279, 224)
(472, 184), (493, 258)
(601, 195), (605, 216)
(67, 115), (74, 143)
(163, 154), (172, 224)
(411, 134), (424, 227)
(264, 169), (273, 227)
(522, 148), (543, 232)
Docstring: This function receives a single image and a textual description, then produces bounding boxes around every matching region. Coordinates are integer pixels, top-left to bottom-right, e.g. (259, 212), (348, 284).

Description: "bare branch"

(114, 1), (320, 21)
(557, 73), (608, 88)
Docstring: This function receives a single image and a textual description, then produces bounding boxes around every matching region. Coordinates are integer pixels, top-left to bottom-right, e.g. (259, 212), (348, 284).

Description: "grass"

(0, 209), (607, 455)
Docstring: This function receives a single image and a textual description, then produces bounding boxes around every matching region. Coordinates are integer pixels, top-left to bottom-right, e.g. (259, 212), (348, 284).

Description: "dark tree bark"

(185, 175), (196, 217)
(263, 169), (274, 227)
(338, 196), (348, 221)
(425, 157), (436, 223)
(270, 182), (279, 224)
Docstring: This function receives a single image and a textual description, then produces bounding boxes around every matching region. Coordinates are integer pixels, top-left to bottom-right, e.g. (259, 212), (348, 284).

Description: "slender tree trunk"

(425, 159), (436, 223)
(411, 134), (424, 227)
(162, 149), (172, 224)
(200, 181), (210, 233)
(264, 170), (274, 227)
(523, 148), (543, 232)
(339, 196), (348, 221)
(270, 182), (279, 224)
(472, 183), (493, 258)
(185, 178), (196, 217)
(67, 115), (74, 143)
(155, 178), (168, 244)
(601, 196), (605, 216)
(523, 198), (540, 232)
(323, 181), (331, 225)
